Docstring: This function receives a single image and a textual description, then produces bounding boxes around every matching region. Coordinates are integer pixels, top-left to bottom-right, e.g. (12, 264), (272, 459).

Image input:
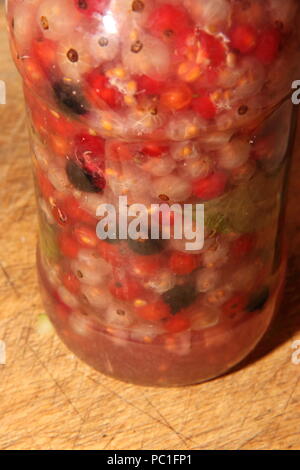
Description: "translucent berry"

(81, 285), (112, 309)
(105, 302), (134, 328)
(144, 270), (176, 295)
(57, 36), (92, 81)
(142, 157), (176, 177)
(196, 268), (220, 293)
(152, 174), (192, 202)
(74, 0), (109, 16)
(71, 250), (111, 285)
(88, 31), (119, 66)
(38, 1), (80, 41)
(218, 138), (250, 170)
(122, 34), (170, 79)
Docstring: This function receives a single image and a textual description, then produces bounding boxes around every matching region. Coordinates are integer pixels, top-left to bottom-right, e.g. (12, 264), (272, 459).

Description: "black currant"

(246, 287), (270, 313)
(128, 236), (164, 255)
(66, 160), (103, 193)
(162, 284), (197, 315)
(53, 81), (88, 115)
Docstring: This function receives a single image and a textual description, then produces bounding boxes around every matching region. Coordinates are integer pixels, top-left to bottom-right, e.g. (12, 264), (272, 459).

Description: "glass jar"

(7, 0), (300, 386)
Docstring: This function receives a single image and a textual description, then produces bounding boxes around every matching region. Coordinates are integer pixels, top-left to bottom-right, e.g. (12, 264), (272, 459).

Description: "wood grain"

(0, 4), (300, 450)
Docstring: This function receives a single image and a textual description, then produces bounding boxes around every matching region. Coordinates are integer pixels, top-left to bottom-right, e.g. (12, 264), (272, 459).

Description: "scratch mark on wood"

(142, 393), (195, 448)
(27, 343), (85, 422)
(88, 375), (194, 449)
(0, 261), (19, 296)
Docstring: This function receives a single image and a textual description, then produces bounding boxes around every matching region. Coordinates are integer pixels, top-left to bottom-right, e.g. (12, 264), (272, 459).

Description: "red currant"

(222, 293), (247, 318)
(130, 254), (161, 278)
(55, 301), (72, 319)
(22, 59), (45, 87)
(192, 93), (217, 120)
(32, 38), (57, 73)
(135, 74), (164, 95)
(74, 133), (105, 158)
(255, 28), (281, 65)
(109, 275), (144, 301)
(169, 252), (200, 276)
(58, 232), (79, 259)
(108, 141), (133, 161)
(86, 70), (123, 108)
(141, 142), (169, 157)
(136, 301), (171, 322)
(192, 172), (228, 201)
(46, 109), (76, 138)
(230, 25), (258, 54)
(62, 271), (80, 294)
(164, 315), (191, 334)
(52, 204), (68, 226)
(231, 234), (256, 259)
(71, 135), (106, 192)
(36, 170), (55, 200)
(73, 225), (99, 248)
(147, 4), (191, 39)
(62, 196), (97, 226)
(98, 240), (125, 266)
(160, 83), (193, 111)
(197, 31), (226, 67)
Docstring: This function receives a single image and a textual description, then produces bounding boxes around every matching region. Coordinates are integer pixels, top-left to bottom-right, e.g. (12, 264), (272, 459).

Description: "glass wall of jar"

(7, 0), (300, 386)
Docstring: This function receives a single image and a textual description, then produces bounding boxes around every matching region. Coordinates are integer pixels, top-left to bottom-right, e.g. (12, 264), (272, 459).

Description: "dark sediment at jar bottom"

(37, 251), (286, 387)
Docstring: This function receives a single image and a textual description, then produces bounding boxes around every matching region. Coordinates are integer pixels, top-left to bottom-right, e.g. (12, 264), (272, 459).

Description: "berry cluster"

(8, 0), (298, 385)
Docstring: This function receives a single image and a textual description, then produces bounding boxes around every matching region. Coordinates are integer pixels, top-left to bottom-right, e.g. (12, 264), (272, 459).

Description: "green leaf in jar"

(38, 215), (60, 262)
(199, 168), (284, 235)
(203, 207), (231, 234)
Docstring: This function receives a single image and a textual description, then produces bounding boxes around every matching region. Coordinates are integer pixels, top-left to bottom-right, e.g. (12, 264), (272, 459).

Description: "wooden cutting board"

(0, 4), (299, 450)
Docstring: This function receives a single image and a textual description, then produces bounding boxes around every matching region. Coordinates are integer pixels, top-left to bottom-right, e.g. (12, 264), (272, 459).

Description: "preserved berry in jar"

(7, 0), (300, 386)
